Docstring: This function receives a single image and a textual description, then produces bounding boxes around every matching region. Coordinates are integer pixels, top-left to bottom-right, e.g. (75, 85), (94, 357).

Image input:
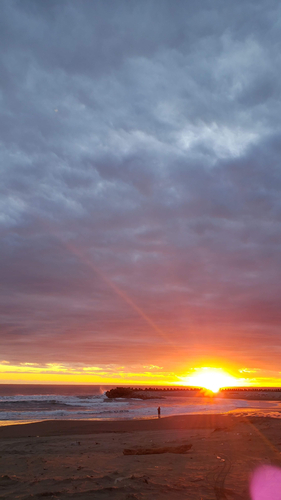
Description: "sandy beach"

(1, 414), (281, 499)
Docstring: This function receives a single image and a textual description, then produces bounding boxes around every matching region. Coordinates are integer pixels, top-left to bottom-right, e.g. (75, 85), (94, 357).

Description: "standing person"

(157, 406), (161, 418)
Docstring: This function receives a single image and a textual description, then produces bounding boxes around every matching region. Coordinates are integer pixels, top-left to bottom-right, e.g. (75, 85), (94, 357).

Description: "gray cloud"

(1, 0), (281, 373)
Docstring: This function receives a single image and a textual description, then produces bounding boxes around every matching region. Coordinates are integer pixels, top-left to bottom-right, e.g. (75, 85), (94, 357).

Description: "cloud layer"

(1, 0), (281, 378)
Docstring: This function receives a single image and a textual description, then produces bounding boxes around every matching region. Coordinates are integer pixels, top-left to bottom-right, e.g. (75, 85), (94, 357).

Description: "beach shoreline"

(2, 385), (281, 427)
(0, 413), (277, 438)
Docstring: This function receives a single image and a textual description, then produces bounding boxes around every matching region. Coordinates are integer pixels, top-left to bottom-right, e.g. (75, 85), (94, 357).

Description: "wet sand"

(1, 414), (281, 499)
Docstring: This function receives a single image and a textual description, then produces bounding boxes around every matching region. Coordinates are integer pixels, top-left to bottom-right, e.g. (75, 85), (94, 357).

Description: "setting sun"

(180, 368), (239, 393)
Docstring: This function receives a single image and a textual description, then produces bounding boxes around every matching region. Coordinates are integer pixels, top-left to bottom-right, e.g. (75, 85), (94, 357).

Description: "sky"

(1, 0), (281, 386)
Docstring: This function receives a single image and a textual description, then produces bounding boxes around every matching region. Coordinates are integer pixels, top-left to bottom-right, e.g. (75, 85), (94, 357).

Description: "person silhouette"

(157, 406), (161, 418)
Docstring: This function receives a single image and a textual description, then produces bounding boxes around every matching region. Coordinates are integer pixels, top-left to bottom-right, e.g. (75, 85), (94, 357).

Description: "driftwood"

(123, 444), (192, 455)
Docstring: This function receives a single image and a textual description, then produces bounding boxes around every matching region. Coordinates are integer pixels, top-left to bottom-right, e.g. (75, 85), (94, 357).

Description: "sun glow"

(181, 367), (239, 393)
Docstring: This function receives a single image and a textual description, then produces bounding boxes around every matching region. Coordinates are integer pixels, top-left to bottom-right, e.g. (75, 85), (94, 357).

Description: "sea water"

(1, 384), (281, 425)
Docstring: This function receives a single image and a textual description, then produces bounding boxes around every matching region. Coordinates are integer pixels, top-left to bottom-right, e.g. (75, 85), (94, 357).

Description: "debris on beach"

(123, 444), (192, 455)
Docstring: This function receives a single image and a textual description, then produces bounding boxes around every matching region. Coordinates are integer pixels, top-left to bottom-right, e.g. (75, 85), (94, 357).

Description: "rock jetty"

(105, 386), (201, 399)
(105, 387), (162, 399)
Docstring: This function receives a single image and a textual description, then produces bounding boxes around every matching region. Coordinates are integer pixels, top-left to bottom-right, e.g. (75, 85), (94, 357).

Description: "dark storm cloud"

(1, 0), (281, 370)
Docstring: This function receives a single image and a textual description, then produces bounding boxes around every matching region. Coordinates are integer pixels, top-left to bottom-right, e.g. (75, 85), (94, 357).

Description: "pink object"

(250, 465), (281, 500)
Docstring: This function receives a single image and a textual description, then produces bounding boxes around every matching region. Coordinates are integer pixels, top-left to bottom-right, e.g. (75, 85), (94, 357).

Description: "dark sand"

(1, 414), (281, 499)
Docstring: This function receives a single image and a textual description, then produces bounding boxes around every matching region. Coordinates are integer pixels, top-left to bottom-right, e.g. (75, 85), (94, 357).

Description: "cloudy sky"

(1, 0), (281, 385)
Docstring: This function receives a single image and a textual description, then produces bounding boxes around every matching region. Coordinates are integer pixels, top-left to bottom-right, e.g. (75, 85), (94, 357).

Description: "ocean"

(1, 384), (281, 425)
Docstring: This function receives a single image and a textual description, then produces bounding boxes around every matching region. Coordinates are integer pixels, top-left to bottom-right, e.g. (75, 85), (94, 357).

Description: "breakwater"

(105, 386), (281, 400)
(105, 387), (203, 399)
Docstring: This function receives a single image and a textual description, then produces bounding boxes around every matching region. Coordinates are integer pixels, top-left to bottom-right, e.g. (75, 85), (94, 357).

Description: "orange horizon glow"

(1, 361), (281, 387)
